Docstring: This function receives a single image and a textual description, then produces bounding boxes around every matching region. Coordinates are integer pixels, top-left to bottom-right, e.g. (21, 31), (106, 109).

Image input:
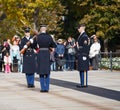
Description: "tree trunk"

(104, 38), (108, 52)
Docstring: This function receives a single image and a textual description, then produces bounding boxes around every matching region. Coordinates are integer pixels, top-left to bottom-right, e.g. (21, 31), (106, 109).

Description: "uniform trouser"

(79, 71), (88, 86)
(26, 73), (35, 85)
(39, 74), (50, 91)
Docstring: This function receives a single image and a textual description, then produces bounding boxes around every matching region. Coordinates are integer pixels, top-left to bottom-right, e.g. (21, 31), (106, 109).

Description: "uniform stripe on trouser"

(84, 71), (88, 86)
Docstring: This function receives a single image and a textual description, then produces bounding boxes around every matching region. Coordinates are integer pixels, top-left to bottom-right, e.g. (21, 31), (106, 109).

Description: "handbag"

(68, 48), (76, 55)
(56, 58), (66, 66)
(50, 52), (55, 62)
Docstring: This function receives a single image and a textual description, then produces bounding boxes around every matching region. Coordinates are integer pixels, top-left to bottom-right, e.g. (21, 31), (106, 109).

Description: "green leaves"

(79, 0), (120, 39)
(0, 0), (66, 40)
(0, 0), (119, 42)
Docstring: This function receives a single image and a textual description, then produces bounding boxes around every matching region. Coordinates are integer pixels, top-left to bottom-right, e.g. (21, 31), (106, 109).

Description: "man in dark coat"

(0, 43), (2, 72)
(19, 27), (37, 88)
(1, 40), (10, 72)
(76, 24), (90, 87)
(37, 25), (57, 92)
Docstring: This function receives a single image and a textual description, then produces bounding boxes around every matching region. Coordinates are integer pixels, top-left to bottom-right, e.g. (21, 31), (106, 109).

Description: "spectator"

(11, 40), (20, 72)
(50, 35), (57, 71)
(12, 35), (21, 45)
(65, 37), (76, 70)
(1, 40), (10, 72)
(63, 40), (68, 71)
(12, 35), (21, 72)
(4, 52), (12, 73)
(0, 42), (2, 72)
(55, 39), (65, 71)
(89, 35), (101, 70)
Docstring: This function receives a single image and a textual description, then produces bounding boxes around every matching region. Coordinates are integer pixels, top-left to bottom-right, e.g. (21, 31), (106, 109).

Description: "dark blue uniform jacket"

(77, 32), (90, 71)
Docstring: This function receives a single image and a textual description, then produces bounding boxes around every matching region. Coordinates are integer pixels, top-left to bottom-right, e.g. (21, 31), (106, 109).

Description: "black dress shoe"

(40, 90), (45, 92)
(30, 85), (35, 88)
(76, 84), (88, 88)
(27, 85), (31, 88)
(76, 85), (81, 88)
(40, 90), (49, 93)
(76, 84), (82, 88)
(44, 90), (49, 92)
(27, 84), (35, 88)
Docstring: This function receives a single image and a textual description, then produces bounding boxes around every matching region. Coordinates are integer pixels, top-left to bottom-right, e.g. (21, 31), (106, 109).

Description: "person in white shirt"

(89, 35), (101, 70)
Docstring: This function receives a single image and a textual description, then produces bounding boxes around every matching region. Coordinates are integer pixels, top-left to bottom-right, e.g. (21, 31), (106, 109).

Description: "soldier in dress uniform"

(76, 24), (90, 87)
(36, 25), (57, 92)
(19, 27), (37, 88)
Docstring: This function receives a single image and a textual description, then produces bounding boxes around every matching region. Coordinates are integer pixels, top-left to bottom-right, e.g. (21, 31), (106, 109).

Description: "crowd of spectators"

(0, 35), (21, 73)
(0, 34), (101, 73)
(51, 34), (101, 71)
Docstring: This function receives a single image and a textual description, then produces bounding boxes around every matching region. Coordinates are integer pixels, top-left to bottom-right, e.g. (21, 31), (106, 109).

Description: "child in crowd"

(4, 52), (12, 73)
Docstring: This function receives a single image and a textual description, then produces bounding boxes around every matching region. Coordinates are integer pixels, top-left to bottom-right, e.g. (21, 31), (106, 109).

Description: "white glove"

(30, 39), (33, 43)
(83, 56), (87, 61)
(24, 45), (28, 49)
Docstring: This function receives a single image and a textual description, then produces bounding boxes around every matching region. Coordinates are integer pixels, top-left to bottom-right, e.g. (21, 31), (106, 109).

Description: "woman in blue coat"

(55, 39), (65, 71)
(36, 25), (57, 92)
(19, 27), (37, 88)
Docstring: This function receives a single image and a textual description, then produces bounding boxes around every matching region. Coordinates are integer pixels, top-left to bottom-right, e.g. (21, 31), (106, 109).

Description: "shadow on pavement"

(35, 78), (120, 101)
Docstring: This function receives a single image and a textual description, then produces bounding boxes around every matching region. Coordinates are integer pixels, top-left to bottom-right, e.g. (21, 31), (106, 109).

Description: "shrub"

(99, 57), (120, 70)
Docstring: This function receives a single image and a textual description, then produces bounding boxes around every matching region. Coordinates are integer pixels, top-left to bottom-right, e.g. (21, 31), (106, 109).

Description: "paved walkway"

(0, 70), (120, 110)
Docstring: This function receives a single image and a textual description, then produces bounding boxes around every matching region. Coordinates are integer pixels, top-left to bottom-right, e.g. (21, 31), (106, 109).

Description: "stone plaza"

(0, 70), (120, 110)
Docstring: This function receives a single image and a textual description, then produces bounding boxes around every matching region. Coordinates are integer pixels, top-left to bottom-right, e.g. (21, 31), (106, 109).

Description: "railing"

(1, 51), (120, 72)
(99, 51), (120, 71)
(51, 52), (120, 71)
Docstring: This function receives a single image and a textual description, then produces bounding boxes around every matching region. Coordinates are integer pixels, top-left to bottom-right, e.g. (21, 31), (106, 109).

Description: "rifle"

(20, 30), (38, 54)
